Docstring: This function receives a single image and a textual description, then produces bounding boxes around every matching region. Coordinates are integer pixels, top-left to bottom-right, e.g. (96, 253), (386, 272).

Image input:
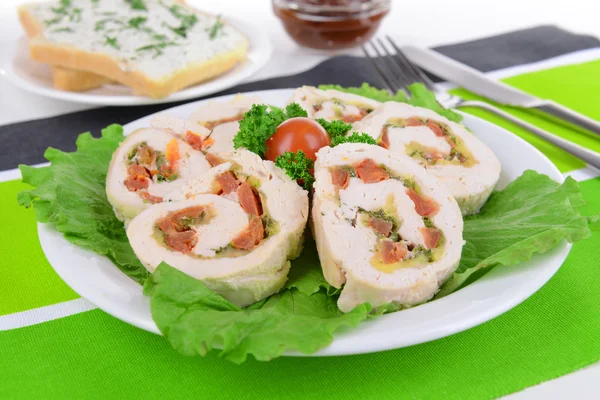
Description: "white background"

(0, 0), (599, 398)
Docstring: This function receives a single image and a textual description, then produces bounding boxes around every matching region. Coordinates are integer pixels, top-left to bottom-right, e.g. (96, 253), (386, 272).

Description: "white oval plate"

(38, 89), (570, 356)
(1, 17), (271, 106)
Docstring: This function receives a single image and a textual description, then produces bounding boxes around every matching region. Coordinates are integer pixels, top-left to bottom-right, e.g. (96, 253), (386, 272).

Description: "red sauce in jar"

(273, 0), (390, 50)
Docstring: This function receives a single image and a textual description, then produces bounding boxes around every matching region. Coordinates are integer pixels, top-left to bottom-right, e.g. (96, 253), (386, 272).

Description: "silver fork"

(362, 37), (600, 169)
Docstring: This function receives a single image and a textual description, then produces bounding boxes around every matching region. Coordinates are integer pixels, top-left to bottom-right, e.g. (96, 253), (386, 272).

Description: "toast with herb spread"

(18, 0), (248, 98)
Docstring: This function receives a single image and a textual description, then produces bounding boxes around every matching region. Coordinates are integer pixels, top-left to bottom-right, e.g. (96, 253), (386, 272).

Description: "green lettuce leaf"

(284, 236), (340, 296)
(437, 170), (597, 297)
(17, 124), (149, 284)
(318, 83), (408, 103)
(405, 83), (462, 123)
(145, 260), (370, 363)
(318, 82), (463, 123)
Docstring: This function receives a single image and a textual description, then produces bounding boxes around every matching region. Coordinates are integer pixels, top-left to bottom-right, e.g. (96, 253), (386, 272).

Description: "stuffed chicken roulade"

(352, 102), (501, 215)
(312, 143), (464, 312)
(127, 149), (309, 306)
(151, 95), (260, 155)
(106, 128), (212, 222)
(288, 86), (381, 123)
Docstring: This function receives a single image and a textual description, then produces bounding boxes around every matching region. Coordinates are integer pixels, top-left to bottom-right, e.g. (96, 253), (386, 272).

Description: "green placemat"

(2, 60), (600, 399)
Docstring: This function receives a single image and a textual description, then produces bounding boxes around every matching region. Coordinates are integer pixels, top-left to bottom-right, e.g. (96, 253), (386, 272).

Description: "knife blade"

(402, 45), (600, 135)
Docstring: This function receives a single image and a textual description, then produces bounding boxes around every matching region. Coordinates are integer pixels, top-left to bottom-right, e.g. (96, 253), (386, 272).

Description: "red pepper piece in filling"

(156, 206), (206, 253)
(331, 168), (350, 189)
(139, 191), (163, 204)
(381, 240), (408, 264)
(419, 227), (441, 249)
(341, 114), (362, 123)
(379, 126), (390, 149)
(406, 117), (423, 127)
(205, 153), (223, 167)
(426, 121), (445, 137)
(124, 176), (149, 191)
(232, 217), (264, 250)
(355, 159), (389, 184)
(164, 230), (198, 253)
(184, 131), (203, 151)
(237, 182), (262, 216)
(124, 164), (150, 192)
(369, 217), (393, 237)
(405, 188), (440, 217)
(216, 171), (239, 195)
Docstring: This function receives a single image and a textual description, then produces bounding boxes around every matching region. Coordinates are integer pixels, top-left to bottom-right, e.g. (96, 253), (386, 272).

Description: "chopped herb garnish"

(125, 0), (147, 11)
(168, 25), (188, 38)
(341, 166), (357, 178)
(157, 173), (178, 183)
(95, 18), (123, 31)
(51, 0), (71, 15)
(136, 41), (178, 58)
(177, 214), (204, 230)
(104, 35), (120, 50)
(415, 245), (434, 262)
(128, 16), (147, 28)
(262, 215), (280, 238)
(423, 217), (434, 228)
(164, 5), (198, 38)
(44, 17), (63, 26)
(207, 15), (224, 39)
(69, 8), (82, 22)
(51, 27), (74, 33)
(401, 178), (417, 190)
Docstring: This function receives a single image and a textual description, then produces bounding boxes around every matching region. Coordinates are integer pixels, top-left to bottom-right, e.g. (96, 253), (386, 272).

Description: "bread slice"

(18, 0), (248, 98)
(50, 66), (112, 91)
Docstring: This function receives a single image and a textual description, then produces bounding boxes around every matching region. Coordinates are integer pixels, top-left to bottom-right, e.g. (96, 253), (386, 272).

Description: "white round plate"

(1, 17), (271, 106)
(38, 89), (570, 356)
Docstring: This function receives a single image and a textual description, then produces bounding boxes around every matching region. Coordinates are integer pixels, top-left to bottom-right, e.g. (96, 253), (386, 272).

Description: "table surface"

(1, 0), (599, 398)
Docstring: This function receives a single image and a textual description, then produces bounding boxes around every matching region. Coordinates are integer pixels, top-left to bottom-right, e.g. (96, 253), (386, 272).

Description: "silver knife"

(402, 45), (600, 136)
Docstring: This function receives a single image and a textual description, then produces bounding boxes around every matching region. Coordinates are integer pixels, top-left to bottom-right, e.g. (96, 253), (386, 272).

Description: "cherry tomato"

(265, 117), (330, 161)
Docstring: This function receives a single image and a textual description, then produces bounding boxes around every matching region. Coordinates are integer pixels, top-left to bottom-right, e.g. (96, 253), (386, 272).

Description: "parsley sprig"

(331, 132), (376, 147)
(274, 151), (315, 190)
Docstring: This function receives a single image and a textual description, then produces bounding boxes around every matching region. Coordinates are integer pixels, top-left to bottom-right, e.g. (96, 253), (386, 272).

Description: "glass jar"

(273, 0), (391, 50)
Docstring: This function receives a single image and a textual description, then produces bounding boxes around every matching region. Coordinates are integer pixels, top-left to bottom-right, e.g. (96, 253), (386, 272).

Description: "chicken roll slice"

(127, 149), (309, 306)
(312, 143), (464, 312)
(151, 94), (261, 157)
(106, 128), (212, 222)
(352, 102), (501, 215)
(288, 86), (381, 123)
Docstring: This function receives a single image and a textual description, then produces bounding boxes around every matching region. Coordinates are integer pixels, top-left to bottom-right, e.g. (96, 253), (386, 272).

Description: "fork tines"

(362, 36), (437, 94)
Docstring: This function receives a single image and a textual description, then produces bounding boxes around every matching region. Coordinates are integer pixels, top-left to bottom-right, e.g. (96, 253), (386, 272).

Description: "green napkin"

(1, 60), (600, 399)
